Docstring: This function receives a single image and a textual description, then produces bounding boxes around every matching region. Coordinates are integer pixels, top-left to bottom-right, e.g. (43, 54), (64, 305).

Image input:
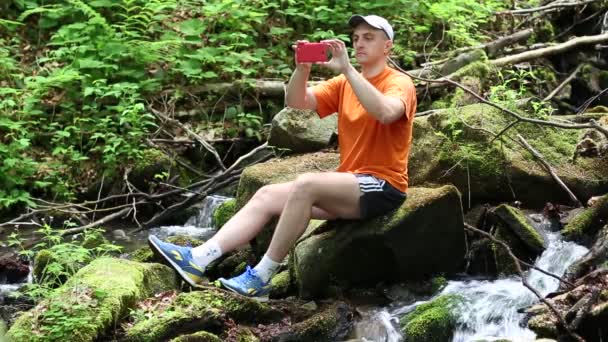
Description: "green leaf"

(179, 19), (206, 36)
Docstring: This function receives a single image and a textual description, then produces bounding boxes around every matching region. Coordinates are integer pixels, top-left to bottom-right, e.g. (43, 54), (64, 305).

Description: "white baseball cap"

(348, 15), (394, 41)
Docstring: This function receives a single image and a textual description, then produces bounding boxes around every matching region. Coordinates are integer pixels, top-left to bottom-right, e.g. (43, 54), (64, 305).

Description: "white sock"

(191, 240), (222, 269)
(253, 254), (280, 283)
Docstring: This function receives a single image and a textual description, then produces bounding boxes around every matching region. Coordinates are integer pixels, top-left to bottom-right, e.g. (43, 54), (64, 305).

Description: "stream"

(0, 197), (589, 341)
(351, 212), (589, 342)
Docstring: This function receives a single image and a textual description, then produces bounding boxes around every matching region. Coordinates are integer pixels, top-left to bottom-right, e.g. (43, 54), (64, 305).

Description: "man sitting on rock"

(148, 15), (417, 297)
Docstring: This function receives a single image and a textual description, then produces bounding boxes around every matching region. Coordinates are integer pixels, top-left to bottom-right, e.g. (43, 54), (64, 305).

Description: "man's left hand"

(320, 39), (352, 74)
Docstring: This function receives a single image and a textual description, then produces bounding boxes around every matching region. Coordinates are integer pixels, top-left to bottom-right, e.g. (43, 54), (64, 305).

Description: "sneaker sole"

(148, 236), (199, 288)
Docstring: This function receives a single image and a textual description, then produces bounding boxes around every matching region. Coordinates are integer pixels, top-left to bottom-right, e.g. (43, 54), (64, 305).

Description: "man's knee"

(252, 184), (278, 203)
(290, 173), (319, 199)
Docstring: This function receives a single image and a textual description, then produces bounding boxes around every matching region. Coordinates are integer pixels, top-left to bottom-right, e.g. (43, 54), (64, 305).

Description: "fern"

(67, 0), (116, 37)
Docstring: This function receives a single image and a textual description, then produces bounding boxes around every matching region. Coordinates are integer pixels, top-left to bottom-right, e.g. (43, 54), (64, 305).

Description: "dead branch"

(496, 0), (600, 15)
(464, 222), (584, 342)
(544, 65), (583, 102)
(486, 28), (534, 57)
(492, 33), (608, 66)
(516, 134), (583, 207)
(577, 88), (608, 114)
(149, 106), (226, 170)
(568, 287), (601, 330)
(61, 207), (132, 236)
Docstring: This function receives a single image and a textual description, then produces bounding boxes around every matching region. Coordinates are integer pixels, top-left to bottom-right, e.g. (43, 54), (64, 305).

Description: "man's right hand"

(292, 40), (312, 72)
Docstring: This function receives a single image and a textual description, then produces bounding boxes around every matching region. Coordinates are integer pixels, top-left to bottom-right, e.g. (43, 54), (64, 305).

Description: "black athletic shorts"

(355, 174), (407, 219)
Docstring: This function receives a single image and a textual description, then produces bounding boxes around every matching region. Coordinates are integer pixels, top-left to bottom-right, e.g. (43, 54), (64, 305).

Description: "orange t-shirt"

(312, 65), (417, 192)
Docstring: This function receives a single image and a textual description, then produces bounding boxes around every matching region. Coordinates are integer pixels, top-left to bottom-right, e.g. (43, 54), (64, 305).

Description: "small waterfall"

(148, 195), (232, 241)
(353, 212), (589, 342)
(351, 309), (404, 342)
(443, 215), (587, 341)
(185, 195), (232, 228)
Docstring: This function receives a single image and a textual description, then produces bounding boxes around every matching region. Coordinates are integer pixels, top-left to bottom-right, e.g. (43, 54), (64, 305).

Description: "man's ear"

(384, 39), (393, 55)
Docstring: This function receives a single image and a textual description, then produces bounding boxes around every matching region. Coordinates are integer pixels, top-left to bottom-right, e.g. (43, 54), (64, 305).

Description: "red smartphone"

(296, 42), (329, 63)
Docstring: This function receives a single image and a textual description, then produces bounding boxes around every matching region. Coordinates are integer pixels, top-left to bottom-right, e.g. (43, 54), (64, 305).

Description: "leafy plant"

(9, 223), (122, 300)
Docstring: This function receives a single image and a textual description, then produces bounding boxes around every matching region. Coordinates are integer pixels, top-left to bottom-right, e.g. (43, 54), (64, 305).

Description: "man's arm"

(343, 65), (404, 124)
(322, 40), (405, 124)
(285, 64), (318, 110)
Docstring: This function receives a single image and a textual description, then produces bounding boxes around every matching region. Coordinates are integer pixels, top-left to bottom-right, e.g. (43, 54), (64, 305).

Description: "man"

(148, 14), (417, 297)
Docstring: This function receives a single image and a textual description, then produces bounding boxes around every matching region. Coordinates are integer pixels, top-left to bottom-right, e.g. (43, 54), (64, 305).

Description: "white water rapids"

(352, 213), (589, 342)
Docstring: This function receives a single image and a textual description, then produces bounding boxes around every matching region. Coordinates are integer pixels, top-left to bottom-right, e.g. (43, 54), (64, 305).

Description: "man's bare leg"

(209, 182), (336, 252)
(266, 172), (361, 262)
(218, 172), (361, 294)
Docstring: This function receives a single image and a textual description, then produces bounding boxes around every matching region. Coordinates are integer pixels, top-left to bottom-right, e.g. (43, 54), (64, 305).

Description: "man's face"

(351, 23), (392, 65)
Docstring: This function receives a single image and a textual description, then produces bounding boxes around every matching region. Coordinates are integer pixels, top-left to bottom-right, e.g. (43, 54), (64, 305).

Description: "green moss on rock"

(400, 295), (462, 342)
(168, 331), (222, 342)
(280, 302), (353, 341)
(124, 288), (280, 342)
(562, 194), (608, 243)
(269, 270), (292, 299)
(129, 247), (155, 263)
(8, 258), (177, 342)
(213, 199), (236, 228)
(494, 204), (545, 253)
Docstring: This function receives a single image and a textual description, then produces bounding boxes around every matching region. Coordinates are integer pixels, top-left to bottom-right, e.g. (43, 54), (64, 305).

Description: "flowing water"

(352, 213), (589, 342)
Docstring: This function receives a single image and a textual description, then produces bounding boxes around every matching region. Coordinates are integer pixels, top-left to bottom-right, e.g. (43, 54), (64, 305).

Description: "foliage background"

(0, 0), (509, 212)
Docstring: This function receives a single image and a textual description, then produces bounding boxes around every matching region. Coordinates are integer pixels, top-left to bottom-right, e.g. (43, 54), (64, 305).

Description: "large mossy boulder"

(492, 204), (546, 275)
(268, 107), (337, 153)
(124, 288), (282, 342)
(562, 194), (608, 245)
(291, 185), (465, 298)
(411, 104), (608, 207)
(399, 295), (463, 342)
(7, 258), (177, 342)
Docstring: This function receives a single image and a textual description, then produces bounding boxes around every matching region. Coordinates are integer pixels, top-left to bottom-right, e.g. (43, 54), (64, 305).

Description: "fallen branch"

(61, 207), (132, 236)
(516, 134), (583, 207)
(464, 222), (584, 342)
(496, 0), (600, 15)
(544, 65), (582, 102)
(492, 33), (608, 66)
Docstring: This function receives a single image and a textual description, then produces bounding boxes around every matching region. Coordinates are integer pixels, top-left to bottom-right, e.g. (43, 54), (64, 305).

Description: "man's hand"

(320, 39), (351, 74)
(292, 40), (312, 72)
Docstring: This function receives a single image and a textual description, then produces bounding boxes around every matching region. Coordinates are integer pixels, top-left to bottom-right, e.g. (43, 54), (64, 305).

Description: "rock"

(562, 194), (608, 245)
(291, 185), (465, 298)
(493, 205), (545, 253)
(0, 256), (29, 283)
(527, 268), (608, 340)
(464, 238), (497, 276)
(268, 107), (337, 153)
(399, 295), (462, 342)
(112, 229), (129, 241)
(268, 302), (354, 342)
(412, 104), (608, 207)
(269, 270), (293, 299)
(7, 258), (177, 342)
(562, 224), (608, 287)
(168, 331), (222, 342)
(124, 288), (281, 341)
